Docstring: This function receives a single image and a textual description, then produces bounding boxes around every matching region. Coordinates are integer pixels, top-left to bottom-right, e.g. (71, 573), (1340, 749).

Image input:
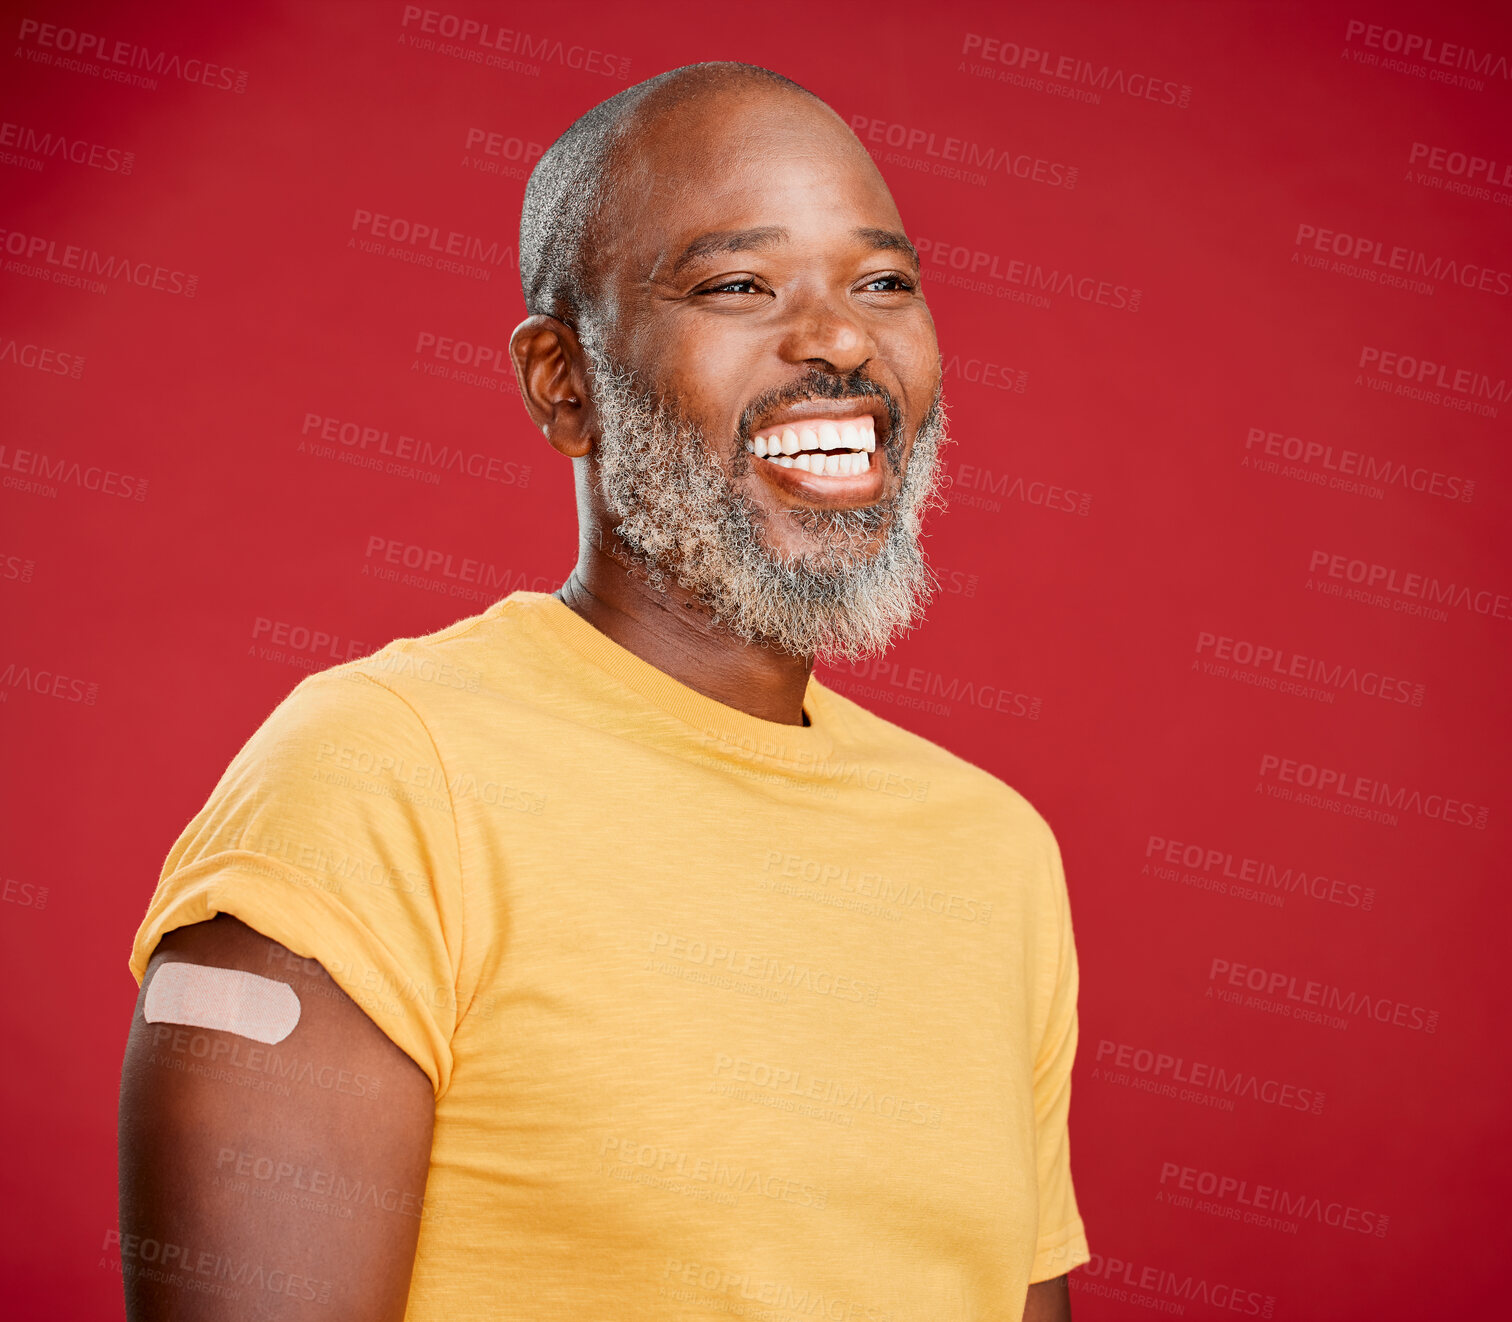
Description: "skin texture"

(117, 915), (434, 1320)
(1024, 1272), (1073, 1322)
(511, 80), (944, 726)
(511, 74), (1071, 1322)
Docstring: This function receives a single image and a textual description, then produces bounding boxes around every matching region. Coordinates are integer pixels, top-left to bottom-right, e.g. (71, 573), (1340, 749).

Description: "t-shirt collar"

(508, 591), (838, 767)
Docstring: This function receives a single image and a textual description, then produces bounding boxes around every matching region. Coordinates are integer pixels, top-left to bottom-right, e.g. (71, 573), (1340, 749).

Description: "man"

(121, 62), (1089, 1322)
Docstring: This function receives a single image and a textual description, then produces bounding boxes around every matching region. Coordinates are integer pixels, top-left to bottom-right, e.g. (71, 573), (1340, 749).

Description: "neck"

(555, 539), (814, 726)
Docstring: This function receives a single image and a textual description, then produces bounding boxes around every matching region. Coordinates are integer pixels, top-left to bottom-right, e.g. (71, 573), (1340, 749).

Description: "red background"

(2, 2), (1508, 1317)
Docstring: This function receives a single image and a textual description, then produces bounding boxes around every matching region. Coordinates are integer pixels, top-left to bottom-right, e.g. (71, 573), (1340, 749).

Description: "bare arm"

(117, 914), (435, 1320)
(1023, 1275), (1072, 1322)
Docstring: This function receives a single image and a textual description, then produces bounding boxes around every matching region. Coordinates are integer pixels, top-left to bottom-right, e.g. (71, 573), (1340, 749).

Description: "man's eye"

(862, 274), (914, 293)
(701, 278), (763, 295)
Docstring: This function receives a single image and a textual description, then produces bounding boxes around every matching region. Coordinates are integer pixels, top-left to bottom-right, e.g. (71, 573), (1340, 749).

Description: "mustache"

(736, 368), (904, 448)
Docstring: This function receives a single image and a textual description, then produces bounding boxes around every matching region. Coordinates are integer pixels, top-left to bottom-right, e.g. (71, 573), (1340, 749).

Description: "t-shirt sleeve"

(1028, 822), (1091, 1281)
(128, 667), (465, 1098)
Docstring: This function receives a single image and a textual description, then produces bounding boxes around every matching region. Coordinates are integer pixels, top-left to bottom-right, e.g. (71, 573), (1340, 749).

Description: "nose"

(775, 288), (876, 376)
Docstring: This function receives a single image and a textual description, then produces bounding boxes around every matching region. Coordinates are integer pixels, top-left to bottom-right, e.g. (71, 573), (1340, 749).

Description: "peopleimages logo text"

(961, 33), (1192, 107)
(1096, 1039), (1324, 1114)
(1195, 630), (1424, 706)
(15, 18), (249, 91)
(1146, 834), (1375, 910)
(915, 237), (1141, 311)
(849, 114), (1077, 188)
(398, 7), (630, 78)
(1358, 346), (1508, 400)
(1209, 958), (1439, 1034)
(1257, 753), (1488, 829)
(1308, 549), (1511, 622)
(1077, 1254), (1274, 1319)
(1159, 1160), (1391, 1236)
(0, 228), (197, 297)
(1295, 223), (1511, 295)
(1244, 427), (1474, 502)
(1344, 19), (1511, 81)
(1408, 142), (1512, 188)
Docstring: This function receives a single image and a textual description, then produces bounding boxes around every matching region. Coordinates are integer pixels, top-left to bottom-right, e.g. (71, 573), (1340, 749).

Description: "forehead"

(600, 87), (905, 276)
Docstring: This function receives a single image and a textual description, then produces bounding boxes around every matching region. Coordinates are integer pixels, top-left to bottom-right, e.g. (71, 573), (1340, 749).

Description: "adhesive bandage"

(144, 962), (302, 1044)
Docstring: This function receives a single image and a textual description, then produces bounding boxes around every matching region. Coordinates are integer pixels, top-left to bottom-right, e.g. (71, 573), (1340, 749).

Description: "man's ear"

(509, 314), (597, 458)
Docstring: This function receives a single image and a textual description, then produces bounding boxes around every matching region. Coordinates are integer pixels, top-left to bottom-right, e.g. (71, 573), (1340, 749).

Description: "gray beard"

(581, 341), (952, 664)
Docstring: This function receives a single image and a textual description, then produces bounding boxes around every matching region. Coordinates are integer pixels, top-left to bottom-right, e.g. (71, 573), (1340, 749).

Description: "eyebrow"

(667, 225), (921, 277)
(854, 226), (920, 269)
(671, 227), (788, 275)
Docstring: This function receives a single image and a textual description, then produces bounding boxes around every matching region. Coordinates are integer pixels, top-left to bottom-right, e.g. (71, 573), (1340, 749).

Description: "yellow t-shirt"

(130, 590), (1089, 1319)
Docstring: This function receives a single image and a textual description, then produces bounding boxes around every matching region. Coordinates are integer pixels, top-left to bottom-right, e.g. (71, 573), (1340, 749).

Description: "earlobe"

(509, 314), (596, 458)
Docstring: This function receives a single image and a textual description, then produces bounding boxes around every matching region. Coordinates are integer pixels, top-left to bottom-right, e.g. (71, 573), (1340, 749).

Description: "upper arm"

(118, 914), (435, 1320)
(1022, 1275), (1072, 1322)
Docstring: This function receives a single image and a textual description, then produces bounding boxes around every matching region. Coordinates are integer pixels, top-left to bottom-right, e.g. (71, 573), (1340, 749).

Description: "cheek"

(640, 323), (767, 440)
(686, 321), (767, 380)
(879, 319), (940, 394)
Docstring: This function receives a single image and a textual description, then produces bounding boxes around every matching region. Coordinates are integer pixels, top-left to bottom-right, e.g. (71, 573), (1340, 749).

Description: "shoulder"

(810, 676), (1058, 841)
(324, 592), (567, 723)
(225, 608), (508, 782)
(248, 597), (527, 745)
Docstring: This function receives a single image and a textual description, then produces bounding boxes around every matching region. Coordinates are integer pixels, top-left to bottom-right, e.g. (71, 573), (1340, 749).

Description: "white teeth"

(748, 416), (883, 477)
(752, 417), (880, 453)
(755, 448), (874, 475)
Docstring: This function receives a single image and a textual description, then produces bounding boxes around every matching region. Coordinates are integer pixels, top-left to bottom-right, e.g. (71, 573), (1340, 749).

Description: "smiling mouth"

(745, 415), (877, 476)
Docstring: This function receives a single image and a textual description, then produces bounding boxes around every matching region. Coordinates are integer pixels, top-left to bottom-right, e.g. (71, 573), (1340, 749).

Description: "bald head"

(518, 62), (863, 332)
